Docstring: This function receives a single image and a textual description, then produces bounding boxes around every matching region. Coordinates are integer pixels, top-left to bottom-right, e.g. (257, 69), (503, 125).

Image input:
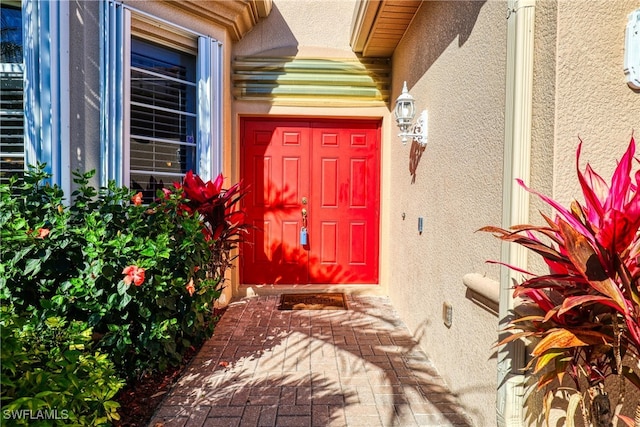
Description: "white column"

(497, 0), (536, 426)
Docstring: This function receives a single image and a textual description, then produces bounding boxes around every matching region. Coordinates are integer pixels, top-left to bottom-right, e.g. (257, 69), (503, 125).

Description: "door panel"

(309, 122), (379, 284)
(241, 118), (380, 285)
(242, 120), (310, 284)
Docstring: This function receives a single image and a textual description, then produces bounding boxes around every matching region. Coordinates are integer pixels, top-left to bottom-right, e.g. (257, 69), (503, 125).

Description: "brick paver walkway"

(149, 295), (473, 427)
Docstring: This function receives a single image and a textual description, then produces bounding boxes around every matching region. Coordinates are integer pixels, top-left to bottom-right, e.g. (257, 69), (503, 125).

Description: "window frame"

(1, 0), (70, 191)
(101, 1), (223, 189)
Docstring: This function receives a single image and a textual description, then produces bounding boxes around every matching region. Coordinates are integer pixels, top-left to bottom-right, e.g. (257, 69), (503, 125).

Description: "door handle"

(300, 208), (309, 245)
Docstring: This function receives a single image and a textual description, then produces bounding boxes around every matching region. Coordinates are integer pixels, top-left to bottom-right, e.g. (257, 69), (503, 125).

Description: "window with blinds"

(1, 2), (25, 185)
(129, 37), (197, 201)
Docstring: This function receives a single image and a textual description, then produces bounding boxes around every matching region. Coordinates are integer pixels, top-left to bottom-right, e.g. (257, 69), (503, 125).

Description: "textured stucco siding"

(389, 2), (506, 425)
(387, 1), (639, 424)
(553, 0), (640, 208)
(234, 0), (359, 57)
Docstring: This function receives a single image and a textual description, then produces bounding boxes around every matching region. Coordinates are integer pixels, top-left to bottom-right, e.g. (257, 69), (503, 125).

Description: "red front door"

(241, 118), (380, 285)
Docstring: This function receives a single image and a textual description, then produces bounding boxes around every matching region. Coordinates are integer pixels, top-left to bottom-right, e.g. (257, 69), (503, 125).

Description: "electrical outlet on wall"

(443, 302), (453, 328)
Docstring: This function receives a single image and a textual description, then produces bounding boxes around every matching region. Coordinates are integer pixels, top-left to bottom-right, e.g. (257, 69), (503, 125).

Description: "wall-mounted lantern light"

(394, 81), (428, 146)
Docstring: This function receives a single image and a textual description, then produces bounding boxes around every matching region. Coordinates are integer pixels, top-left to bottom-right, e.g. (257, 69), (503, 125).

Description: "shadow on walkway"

(149, 295), (473, 427)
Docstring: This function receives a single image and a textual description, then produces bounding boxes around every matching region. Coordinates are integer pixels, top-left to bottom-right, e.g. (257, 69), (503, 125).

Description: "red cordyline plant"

(170, 171), (249, 281)
(481, 137), (640, 426)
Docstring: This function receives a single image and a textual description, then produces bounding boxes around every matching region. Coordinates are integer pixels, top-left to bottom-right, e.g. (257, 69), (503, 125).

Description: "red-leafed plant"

(177, 170), (249, 281)
(481, 137), (640, 426)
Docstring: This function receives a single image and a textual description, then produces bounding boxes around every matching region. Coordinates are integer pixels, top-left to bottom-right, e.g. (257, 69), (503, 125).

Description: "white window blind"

(0, 69), (24, 184)
(129, 38), (197, 200)
(1, 3), (25, 184)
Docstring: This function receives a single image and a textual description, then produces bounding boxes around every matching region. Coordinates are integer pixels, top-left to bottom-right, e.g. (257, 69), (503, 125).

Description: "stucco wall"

(389, 1), (639, 424)
(233, 0), (358, 57)
(553, 0), (640, 207)
(530, 0), (557, 222)
(389, 2), (506, 425)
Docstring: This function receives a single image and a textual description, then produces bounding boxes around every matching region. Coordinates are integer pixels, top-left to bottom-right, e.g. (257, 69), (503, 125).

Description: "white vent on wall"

(625, 8), (640, 89)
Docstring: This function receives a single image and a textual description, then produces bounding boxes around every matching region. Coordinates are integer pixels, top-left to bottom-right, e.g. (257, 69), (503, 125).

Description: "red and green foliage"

(481, 137), (640, 424)
(0, 165), (247, 424)
(179, 170), (249, 280)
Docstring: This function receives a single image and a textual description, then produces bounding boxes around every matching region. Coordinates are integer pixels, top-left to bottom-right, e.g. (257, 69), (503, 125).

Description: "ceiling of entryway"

(350, 0), (422, 57)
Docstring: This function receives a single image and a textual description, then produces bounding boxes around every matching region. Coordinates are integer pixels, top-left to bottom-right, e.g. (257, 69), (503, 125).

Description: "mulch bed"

(113, 308), (226, 426)
(113, 347), (197, 427)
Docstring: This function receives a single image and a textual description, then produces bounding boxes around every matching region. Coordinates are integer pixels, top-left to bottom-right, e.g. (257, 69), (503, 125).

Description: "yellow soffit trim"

(232, 56), (391, 107)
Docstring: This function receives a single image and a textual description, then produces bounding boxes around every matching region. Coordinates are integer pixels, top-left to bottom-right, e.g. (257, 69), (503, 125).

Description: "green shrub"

(0, 306), (123, 426)
(1, 164), (246, 424)
(0, 165), (237, 377)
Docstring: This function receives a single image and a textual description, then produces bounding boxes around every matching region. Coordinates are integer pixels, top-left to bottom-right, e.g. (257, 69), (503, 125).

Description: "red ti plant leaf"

(533, 348), (565, 374)
(606, 138), (635, 212)
(557, 218), (628, 315)
(517, 178), (597, 248)
(576, 141), (607, 226)
(558, 295), (622, 316)
(514, 287), (556, 314)
(173, 170), (251, 280)
(182, 170), (223, 206)
(577, 137), (640, 254)
(626, 234), (640, 285)
(616, 415), (635, 427)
